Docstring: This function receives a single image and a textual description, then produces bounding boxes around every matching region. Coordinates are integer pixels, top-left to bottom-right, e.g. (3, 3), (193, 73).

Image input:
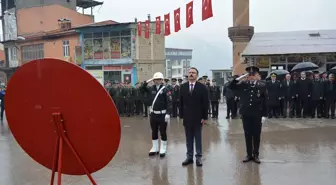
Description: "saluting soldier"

(141, 72), (172, 157)
(171, 78), (180, 117)
(229, 66), (267, 164)
(266, 73), (281, 118)
(209, 79), (221, 118)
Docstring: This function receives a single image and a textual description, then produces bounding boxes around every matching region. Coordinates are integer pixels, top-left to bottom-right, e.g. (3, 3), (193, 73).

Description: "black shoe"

(182, 158), (194, 166)
(196, 158), (203, 167)
(242, 156), (253, 163)
(148, 151), (159, 156)
(253, 156), (261, 164)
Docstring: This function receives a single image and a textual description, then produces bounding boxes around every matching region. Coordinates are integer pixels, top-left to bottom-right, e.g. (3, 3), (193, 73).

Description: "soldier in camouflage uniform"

(171, 78), (180, 117)
(125, 82), (135, 117)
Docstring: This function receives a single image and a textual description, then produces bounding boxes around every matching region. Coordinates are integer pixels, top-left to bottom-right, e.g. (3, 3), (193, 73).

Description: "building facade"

(211, 69), (233, 87)
(0, 0), (101, 81)
(165, 48), (192, 79)
(241, 30), (336, 79)
(77, 21), (165, 86)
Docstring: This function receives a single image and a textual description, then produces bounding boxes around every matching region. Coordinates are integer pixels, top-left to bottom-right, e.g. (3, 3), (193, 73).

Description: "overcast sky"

(8, 0), (336, 76)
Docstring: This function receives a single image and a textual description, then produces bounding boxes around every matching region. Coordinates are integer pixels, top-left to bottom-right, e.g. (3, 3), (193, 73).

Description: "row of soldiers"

(223, 71), (336, 119)
(106, 75), (222, 118)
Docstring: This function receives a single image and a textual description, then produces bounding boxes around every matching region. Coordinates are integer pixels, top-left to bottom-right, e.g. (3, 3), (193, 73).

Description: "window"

(186, 59), (191, 67)
(8, 47), (17, 61)
(178, 68), (182, 75)
(177, 60), (181, 66)
(183, 68), (186, 75)
(166, 69), (172, 78)
(21, 43), (44, 63)
(83, 30), (131, 60)
(63, 40), (70, 57)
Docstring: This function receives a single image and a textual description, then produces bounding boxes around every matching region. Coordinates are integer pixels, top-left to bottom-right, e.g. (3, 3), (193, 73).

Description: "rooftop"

(166, 48), (193, 51)
(241, 29), (336, 56)
(211, 69), (232, 72)
(74, 20), (119, 29)
(76, 0), (103, 9)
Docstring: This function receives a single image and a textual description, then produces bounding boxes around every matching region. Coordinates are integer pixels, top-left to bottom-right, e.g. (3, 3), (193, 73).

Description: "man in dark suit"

(229, 66), (267, 164)
(297, 71), (313, 118)
(223, 80), (236, 119)
(179, 67), (209, 167)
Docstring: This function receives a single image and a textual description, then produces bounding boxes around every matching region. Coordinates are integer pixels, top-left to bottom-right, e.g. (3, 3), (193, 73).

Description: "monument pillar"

(228, 0), (254, 75)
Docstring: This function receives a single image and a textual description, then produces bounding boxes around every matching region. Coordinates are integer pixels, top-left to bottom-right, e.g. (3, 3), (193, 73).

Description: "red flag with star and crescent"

(155, 16), (161, 34)
(174, 8), (181, 32)
(186, 1), (194, 28)
(137, 22), (142, 36)
(202, 0), (213, 21)
(145, 20), (150, 38)
(164, 13), (171, 36)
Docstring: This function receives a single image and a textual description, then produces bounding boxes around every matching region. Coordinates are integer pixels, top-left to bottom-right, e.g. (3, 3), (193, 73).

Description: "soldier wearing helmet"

(140, 72), (172, 157)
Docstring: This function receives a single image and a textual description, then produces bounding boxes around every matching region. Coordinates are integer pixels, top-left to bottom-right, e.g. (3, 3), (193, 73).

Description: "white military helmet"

(153, 72), (164, 79)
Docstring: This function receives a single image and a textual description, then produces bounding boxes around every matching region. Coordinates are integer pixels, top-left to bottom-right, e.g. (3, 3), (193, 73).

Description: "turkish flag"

(164, 13), (170, 36)
(145, 20), (150, 38)
(202, 0), (213, 21)
(174, 8), (181, 32)
(155, 16), (161, 34)
(186, 1), (194, 28)
(137, 22), (142, 36)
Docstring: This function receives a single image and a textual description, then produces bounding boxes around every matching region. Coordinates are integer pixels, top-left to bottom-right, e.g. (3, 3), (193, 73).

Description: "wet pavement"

(1, 104), (336, 185)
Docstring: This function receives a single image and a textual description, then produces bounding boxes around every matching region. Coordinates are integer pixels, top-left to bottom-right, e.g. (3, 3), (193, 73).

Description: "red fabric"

(145, 20), (150, 38)
(186, 1), (194, 28)
(202, 0), (213, 21)
(155, 16), (161, 34)
(137, 22), (142, 36)
(174, 8), (181, 32)
(164, 13), (171, 36)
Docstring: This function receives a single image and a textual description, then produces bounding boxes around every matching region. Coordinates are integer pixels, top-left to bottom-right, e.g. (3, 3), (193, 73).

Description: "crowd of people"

(224, 71), (336, 119)
(105, 75), (221, 119)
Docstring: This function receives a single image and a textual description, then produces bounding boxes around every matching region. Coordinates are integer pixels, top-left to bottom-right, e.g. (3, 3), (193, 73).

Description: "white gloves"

(146, 78), (154, 83)
(261, 117), (267, 124)
(165, 114), (170, 123)
(236, 73), (249, 80)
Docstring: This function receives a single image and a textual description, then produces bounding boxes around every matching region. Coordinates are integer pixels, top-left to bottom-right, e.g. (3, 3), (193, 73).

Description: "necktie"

(190, 84), (194, 93)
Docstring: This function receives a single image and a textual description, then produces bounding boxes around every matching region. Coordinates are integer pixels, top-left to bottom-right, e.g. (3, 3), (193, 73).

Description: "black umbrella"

(329, 66), (336, 73)
(291, 62), (319, 72)
(266, 69), (289, 80)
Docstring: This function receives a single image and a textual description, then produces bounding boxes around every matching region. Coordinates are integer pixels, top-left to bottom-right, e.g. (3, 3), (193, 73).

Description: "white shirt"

(189, 81), (195, 92)
(156, 85), (161, 91)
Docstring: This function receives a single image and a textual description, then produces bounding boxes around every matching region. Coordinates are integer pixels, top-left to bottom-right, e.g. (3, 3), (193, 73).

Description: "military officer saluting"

(229, 66), (267, 164)
(141, 72), (172, 157)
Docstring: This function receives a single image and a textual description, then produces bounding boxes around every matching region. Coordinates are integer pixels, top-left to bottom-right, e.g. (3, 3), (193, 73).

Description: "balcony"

(228, 26), (254, 42)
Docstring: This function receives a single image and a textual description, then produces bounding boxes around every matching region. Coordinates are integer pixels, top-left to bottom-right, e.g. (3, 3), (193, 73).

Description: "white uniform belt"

(151, 110), (166, 114)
